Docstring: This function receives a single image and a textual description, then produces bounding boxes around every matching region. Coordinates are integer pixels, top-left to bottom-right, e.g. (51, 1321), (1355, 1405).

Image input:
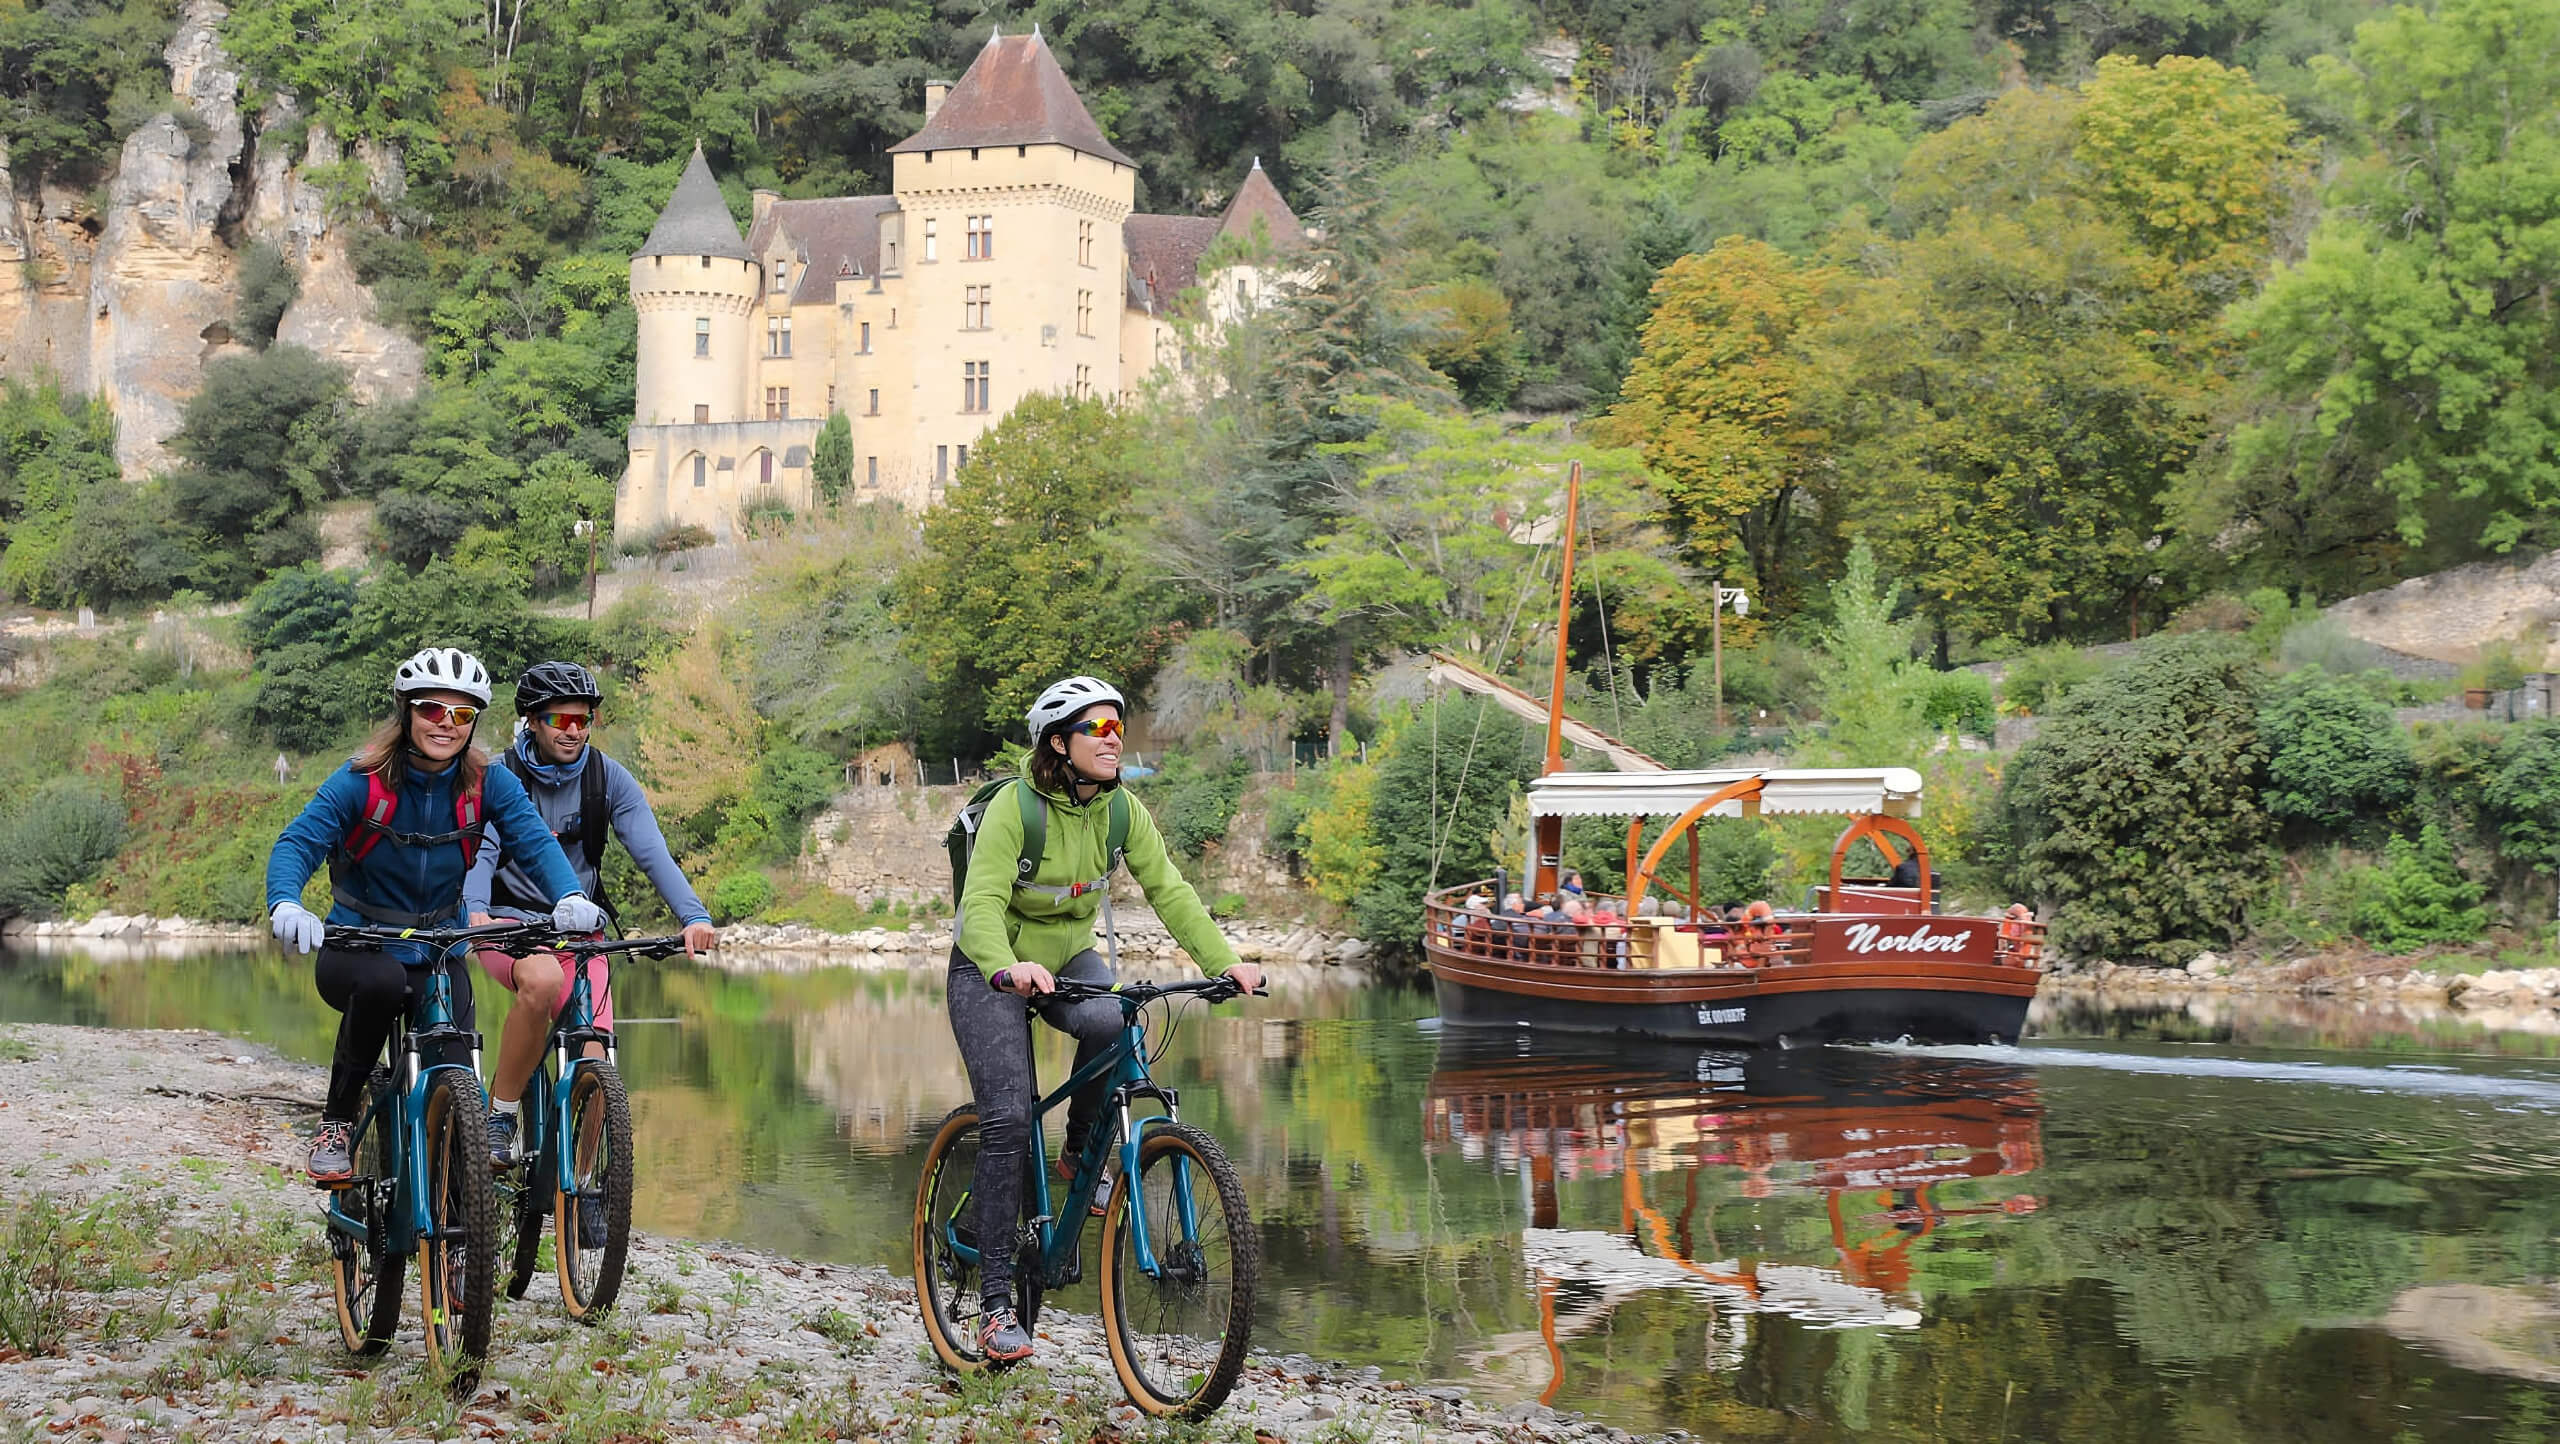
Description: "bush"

(1142, 751), (1252, 859)
(0, 777), (128, 918)
(2275, 615), (2387, 674)
(1919, 670), (1995, 739)
(374, 490), (482, 570)
(707, 870), (777, 923)
(2000, 643), (2103, 716)
(1999, 634), (2273, 964)
(2257, 668), (2415, 832)
(233, 241), (300, 350)
(2353, 823), (2487, 953)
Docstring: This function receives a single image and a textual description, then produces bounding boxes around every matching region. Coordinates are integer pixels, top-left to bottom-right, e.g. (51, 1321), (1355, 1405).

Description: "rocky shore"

(0, 1023), (1634, 1444)
(2041, 951), (2560, 1022)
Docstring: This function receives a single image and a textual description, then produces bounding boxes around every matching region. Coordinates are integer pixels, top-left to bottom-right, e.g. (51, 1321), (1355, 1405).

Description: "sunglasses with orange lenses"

(1069, 716), (1124, 739)
(408, 699), (481, 726)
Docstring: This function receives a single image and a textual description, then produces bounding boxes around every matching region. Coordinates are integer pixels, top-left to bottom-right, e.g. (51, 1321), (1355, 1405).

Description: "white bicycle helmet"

(1026, 675), (1125, 738)
(392, 646), (494, 706)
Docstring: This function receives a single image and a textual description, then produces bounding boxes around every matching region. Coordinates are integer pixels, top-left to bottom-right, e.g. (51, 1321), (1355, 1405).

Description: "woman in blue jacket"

(266, 647), (604, 1181)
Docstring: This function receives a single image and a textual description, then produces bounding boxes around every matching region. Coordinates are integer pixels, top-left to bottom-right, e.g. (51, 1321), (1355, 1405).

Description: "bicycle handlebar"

(554, 935), (692, 961)
(322, 920), (552, 953)
(1007, 974), (1265, 1007)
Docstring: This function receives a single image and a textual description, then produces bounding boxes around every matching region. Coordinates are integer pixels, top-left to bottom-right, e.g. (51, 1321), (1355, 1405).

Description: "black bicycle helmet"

(515, 660), (603, 715)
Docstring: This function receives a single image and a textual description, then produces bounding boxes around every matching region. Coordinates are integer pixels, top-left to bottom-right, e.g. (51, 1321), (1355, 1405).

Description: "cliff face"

(0, 0), (422, 478)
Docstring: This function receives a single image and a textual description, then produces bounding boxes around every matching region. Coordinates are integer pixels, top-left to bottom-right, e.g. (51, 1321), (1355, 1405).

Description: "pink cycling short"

(477, 946), (613, 1033)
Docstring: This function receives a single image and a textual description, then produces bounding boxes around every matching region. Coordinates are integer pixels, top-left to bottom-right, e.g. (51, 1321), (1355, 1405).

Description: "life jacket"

(328, 766), (484, 929)
(487, 747), (616, 922)
(946, 777), (1130, 907)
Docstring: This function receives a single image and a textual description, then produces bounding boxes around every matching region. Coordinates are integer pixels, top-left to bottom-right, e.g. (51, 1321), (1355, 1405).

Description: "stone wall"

(2331, 549), (2560, 668)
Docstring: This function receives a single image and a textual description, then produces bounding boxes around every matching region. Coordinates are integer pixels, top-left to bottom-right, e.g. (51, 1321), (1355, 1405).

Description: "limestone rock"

(247, 115), (422, 402)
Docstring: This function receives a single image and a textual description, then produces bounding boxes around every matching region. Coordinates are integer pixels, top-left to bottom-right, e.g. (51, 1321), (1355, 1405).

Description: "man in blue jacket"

(464, 661), (717, 1168)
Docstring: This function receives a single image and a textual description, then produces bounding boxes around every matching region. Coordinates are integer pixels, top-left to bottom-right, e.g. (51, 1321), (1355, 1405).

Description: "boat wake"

(1862, 1042), (2560, 1110)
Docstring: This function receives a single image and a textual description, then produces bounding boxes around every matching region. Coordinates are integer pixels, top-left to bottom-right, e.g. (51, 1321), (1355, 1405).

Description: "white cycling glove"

(270, 901), (324, 955)
(552, 894), (606, 933)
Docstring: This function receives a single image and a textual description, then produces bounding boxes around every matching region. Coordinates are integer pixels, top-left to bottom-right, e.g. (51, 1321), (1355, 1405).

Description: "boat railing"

(1423, 883), (2048, 972)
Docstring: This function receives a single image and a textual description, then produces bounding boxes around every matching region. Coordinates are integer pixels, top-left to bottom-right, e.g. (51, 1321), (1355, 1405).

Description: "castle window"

(1237, 277), (1250, 311)
(957, 443), (969, 470)
(1074, 364), (1092, 399)
(966, 215), (993, 260)
(962, 361), (989, 413)
(774, 259), (789, 293)
(691, 454), (706, 488)
(1078, 220), (1094, 268)
(759, 450), (774, 484)
(963, 286), (990, 330)
(866, 455), (878, 488)
(693, 403), (710, 424)
(936, 445), (948, 481)
(700, 256), (710, 267)
(694, 317), (710, 357)
(827, 384), (838, 412)
(859, 321), (872, 353)
(922, 219), (937, 262)
(765, 315), (792, 357)
(867, 388), (879, 415)
(765, 387), (791, 420)
(1076, 290), (1092, 336)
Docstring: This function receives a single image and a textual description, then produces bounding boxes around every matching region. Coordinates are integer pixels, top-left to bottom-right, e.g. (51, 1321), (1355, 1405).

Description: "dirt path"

(0, 1024), (1645, 1444)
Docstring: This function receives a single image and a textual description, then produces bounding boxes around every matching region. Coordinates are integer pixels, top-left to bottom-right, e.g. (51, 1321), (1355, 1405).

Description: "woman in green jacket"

(948, 675), (1264, 1364)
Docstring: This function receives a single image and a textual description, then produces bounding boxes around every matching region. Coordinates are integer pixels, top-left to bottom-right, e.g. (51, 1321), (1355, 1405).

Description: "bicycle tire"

(912, 1104), (1043, 1371)
(554, 1060), (634, 1320)
(327, 1095), (404, 1354)
(1100, 1122), (1258, 1417)
(417, 1070), (498, 1391)
(503, 1073), (550, 1302)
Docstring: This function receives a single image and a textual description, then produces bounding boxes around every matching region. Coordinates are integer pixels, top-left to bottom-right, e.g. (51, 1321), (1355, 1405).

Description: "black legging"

(944, 947), (1123, 1307)
(315, 946), (477, 1121)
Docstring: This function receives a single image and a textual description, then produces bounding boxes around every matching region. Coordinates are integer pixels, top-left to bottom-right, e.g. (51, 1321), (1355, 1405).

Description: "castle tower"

(882, 28), (1138, 502)
(622, 143), (774, 536)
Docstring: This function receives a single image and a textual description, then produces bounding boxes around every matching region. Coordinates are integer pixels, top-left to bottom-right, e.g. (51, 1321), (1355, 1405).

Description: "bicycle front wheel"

(553, 1060), (634, 1320)
(327, 1091), (404, 1354)
(418, 1070), (497, 1391)
(1099, 1122), (1258, 1417)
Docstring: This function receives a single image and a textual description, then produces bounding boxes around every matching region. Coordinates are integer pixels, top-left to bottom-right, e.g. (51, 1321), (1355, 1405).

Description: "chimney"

(751, 188), (778, 227)
(924, 81), (949, 124)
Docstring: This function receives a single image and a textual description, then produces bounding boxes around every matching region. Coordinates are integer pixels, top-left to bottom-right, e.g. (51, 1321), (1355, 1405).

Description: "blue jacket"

(267, 756), (586, 964)
(462, 740), (711, 927)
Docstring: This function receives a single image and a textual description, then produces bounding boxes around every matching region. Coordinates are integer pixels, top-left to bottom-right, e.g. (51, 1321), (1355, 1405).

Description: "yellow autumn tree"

(628, 619), (758, 825)
(1600, 236), (1842, 615)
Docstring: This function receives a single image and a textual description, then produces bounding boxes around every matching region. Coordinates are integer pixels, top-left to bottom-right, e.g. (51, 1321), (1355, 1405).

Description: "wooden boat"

(1421, 465), (2045, 1046)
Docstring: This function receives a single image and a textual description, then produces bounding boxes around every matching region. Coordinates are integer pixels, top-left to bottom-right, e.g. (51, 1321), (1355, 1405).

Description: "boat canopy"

(1526, 767), (1925, 821)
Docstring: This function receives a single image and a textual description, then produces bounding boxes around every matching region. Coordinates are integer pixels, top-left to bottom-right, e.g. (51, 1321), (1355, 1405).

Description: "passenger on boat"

(1888, 854), (1922, 888)
(1998, 903), (2040, 965)
(1459, 891), (1496, 956)
(1736, 900), (1781, 966)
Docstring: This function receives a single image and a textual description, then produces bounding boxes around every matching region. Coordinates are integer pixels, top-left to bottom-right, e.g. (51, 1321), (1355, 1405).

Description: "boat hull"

(1427, 958), (2035, 1046)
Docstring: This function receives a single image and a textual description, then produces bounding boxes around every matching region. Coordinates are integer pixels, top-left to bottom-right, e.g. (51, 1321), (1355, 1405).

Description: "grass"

(0, 1032), (34, 1062)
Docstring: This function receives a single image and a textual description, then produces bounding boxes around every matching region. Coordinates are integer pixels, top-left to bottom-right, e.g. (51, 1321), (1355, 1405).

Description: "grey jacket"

(462, 746), (712, 927)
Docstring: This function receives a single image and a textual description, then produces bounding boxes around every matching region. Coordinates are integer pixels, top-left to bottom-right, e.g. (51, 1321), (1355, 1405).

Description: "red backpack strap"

(340, 771), (400, 862)
(455, 778), (484, 870)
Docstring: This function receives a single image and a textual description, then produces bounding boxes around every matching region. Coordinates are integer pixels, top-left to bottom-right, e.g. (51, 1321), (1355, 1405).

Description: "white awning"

(1526, 767), (1924, 820)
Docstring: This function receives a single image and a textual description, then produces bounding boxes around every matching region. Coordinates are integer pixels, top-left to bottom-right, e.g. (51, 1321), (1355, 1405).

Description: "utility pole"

(576, 519), (598, 620)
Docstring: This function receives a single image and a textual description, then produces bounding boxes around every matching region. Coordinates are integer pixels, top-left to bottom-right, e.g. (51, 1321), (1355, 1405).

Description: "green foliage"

(706, 870), (777, 924)
(810, 412), (852, 507)
(164, 346), (353, 596)
(232, 241), (300, 350)
(1351, 697), (1539, 954)
(0, 0), (179, 182)
(1808, 543), (1926, 764)
(0, 776), (129, 918)
(2481, 723), (2560, 881)
(1139, 752), (1252, 860)
(2257, 668), (2415, 832)
(2001, 634), (2274, 964)
(740, 509), (927, 754)
(1919, 670), (1994, 739)
(2000, 644), (2104, 717)
(0, 374), (130, 607)
(2353, 823), (2488, 953)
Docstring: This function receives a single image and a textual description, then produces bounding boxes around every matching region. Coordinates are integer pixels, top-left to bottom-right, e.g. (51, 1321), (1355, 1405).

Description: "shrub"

(2000, 644), (2103, 716)
(2257, 668), (2415, 832)
(707, 870), (777, 923)
(1999, 634), (2273, 964)
(233, 241), (300, 350)
(1142, 751), (1252, 859)
(1919, 670), (1995, 739)
(0, 777), (128, 918)
(2275, 615), (2387, 674)
(2353, 823), (2487, 953)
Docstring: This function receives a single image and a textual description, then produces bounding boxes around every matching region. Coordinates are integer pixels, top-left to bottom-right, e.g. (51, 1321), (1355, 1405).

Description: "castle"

(619, 28), (1307, 536)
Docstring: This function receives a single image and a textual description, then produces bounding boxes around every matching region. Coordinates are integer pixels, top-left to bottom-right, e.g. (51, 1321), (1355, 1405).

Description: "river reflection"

(8, 945), (2560, 1440)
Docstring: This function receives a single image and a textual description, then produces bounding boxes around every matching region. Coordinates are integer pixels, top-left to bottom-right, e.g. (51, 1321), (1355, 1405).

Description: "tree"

(810, 411), (853, 506)
(1805, 542), (1927, 765)
(2216, 0), (2560, 565)
(1352, 697), (1541, 954)
(0, 375), (124, 606)
(896, 394), (1179, 755)
(1604, 236), (1841, 614)
(2256, 669), (2415, 833)
(234, 241), (302, 350)
(163, 345), (353, 596)
(2000, 634), (2274, 964)
(2073, 55), (2307, 277)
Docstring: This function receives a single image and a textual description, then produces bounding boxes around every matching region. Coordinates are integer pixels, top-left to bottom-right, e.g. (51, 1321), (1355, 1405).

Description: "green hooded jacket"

(955, 778), (1242, 981)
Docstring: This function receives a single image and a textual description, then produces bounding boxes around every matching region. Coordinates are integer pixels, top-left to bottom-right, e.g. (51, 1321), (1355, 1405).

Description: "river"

(6, 945), (2560, 1441)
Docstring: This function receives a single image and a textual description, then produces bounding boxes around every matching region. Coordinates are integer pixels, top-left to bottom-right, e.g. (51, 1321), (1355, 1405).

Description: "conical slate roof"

(1219, 158), (1305, 251)
(635, 143), (750, 261)
(889, 31), (1134, 168)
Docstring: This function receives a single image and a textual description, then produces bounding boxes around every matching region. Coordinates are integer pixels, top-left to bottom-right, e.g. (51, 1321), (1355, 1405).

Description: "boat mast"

(1531, 461), (1582, 897)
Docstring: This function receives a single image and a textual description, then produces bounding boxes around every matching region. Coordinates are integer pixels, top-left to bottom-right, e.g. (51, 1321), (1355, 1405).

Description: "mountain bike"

(319, 920), (540, 1392)
(913, 973), (1262, 1418)
(499, 934), (687, 1319)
